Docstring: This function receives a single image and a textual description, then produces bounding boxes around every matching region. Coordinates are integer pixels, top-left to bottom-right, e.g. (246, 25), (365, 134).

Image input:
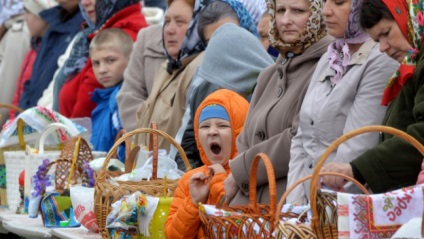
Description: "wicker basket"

(275, 172), (369, 239)
(94, 127), (192, 239)
(37, 137), (92, 225)
(48, 137), (94, 194)
(274, 125), (424, 239)
(200, 153), (303, 239)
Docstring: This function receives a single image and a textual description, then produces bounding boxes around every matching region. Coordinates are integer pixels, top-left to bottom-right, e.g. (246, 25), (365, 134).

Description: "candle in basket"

(24, 145), (33, 197)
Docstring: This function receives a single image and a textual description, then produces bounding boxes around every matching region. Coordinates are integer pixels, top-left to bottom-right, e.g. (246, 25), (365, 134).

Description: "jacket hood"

(194, 89), (249, 166)
(197, 23), (273, 96)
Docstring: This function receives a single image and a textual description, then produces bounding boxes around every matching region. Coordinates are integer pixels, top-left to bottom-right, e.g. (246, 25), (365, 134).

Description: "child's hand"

(208, 164), (226, 175)
(189, 172), (210, 206)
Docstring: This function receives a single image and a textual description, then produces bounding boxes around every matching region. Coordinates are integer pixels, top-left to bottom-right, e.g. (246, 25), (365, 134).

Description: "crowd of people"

(0, 0), (423, 238)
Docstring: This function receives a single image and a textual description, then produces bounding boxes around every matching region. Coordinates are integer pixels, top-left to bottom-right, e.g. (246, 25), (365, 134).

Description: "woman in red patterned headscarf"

(321, 0), (424, 193)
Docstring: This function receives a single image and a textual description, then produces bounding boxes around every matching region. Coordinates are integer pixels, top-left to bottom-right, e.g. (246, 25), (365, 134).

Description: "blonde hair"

(89, 28), (133, 58)
(167, 0), (195, 8)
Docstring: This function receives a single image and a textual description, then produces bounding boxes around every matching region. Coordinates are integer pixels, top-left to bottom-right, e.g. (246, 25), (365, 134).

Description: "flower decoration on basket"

(32, 159), (51, 198)
(82, 162), (95, 187)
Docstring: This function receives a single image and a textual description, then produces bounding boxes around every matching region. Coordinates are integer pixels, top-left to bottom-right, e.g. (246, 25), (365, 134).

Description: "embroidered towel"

(337, 184), (424, 238)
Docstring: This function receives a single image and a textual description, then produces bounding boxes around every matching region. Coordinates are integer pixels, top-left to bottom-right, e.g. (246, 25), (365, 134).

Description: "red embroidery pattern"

(352, 195), (401, 238)
(35, 106), (70, 142)
(338, 204), (348, 217)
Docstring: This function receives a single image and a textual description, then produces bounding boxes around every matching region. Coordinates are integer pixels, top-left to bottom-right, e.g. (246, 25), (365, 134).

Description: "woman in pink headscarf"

(320, 0), (424, 194)
(286, 0), (399, 203)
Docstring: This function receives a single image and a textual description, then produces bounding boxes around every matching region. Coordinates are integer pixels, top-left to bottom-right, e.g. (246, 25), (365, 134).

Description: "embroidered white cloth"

(0, 106), (87, 147)
(337, 184), (424, 239)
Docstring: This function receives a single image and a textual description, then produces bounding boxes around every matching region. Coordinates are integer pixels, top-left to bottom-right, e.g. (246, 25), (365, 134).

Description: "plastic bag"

(114, 151), (183, 181)
(89, 157), (125, 172)
(70, 185), (98, 232)
(106, 191), (159, 237)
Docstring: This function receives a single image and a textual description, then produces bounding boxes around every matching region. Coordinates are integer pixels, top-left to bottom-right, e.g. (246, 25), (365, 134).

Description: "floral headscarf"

(266, 0), (326, 58)
(220, 0), (258, 37)
(165, 0), (211, 74)
(380, 0), (424, 105)
(327, 0), (370, 84)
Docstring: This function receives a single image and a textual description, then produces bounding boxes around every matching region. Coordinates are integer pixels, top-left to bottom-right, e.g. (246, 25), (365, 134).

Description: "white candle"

(24, 145), (31, 196)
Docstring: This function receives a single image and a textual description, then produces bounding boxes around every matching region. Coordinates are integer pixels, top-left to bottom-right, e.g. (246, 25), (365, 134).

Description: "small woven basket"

(38, 137), (92, 225)
(274, 125), (424, 239)
(42, 137), (94, 194)
(94, 126), (192, 239)
(200, 153), (303, 239)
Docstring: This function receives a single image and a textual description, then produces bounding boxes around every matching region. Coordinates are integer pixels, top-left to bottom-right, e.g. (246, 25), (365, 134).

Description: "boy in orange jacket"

(165, 89), (249, 239)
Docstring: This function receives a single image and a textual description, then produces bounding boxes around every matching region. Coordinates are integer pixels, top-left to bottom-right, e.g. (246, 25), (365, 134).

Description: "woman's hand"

(224, 173), (239, 204)
(189, 172), (210, 206)
(320, 162), (353, 190)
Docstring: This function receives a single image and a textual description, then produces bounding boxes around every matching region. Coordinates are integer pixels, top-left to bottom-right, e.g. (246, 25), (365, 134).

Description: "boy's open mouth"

(210, 143), (222, 155)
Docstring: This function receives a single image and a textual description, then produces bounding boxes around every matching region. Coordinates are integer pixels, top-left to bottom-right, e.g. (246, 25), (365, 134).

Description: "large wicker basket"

(94, 127), (192, 239)
(200, 153), (305, 239)
(275, 172), (369, 239)
(274, 125), (424, 239)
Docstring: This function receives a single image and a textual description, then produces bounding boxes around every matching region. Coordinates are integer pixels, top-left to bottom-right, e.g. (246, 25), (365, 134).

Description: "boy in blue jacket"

(89, 28), (133, 161)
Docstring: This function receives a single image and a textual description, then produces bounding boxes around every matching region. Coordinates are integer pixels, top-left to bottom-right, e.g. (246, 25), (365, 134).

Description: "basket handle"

(0, 103), (24, 148)
(248, 153), (277, 222)
(111, 129), (131, 159)
(309, 125), (424, 232)
(149, 122), (159, 180)
(17, 118), (26, 149)
(125, 146), (140, 173)
(0, 103), (24, 113)
(35, 123), (72, 154)
(0, 103), (23, 123)
(275, 172), (370, 228)
(97, 128), (192, 179)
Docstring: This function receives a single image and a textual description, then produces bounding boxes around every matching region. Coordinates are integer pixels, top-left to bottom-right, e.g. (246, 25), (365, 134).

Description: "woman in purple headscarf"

(286, 0), (399, 203)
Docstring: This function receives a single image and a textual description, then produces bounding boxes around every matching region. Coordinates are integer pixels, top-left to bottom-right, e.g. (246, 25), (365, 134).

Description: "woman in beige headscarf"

(224, 0), (332, 205)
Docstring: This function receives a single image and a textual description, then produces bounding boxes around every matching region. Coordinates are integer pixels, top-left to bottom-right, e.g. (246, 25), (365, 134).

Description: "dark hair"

(360, 0), (394, 29)
(197, 1), (239, 43)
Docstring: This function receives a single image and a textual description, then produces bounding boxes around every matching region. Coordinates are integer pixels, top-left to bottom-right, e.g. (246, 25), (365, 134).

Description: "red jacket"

(58, 3), (148, 118)
(9, 48), (37, 119)
(165, 89), (249, 239)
